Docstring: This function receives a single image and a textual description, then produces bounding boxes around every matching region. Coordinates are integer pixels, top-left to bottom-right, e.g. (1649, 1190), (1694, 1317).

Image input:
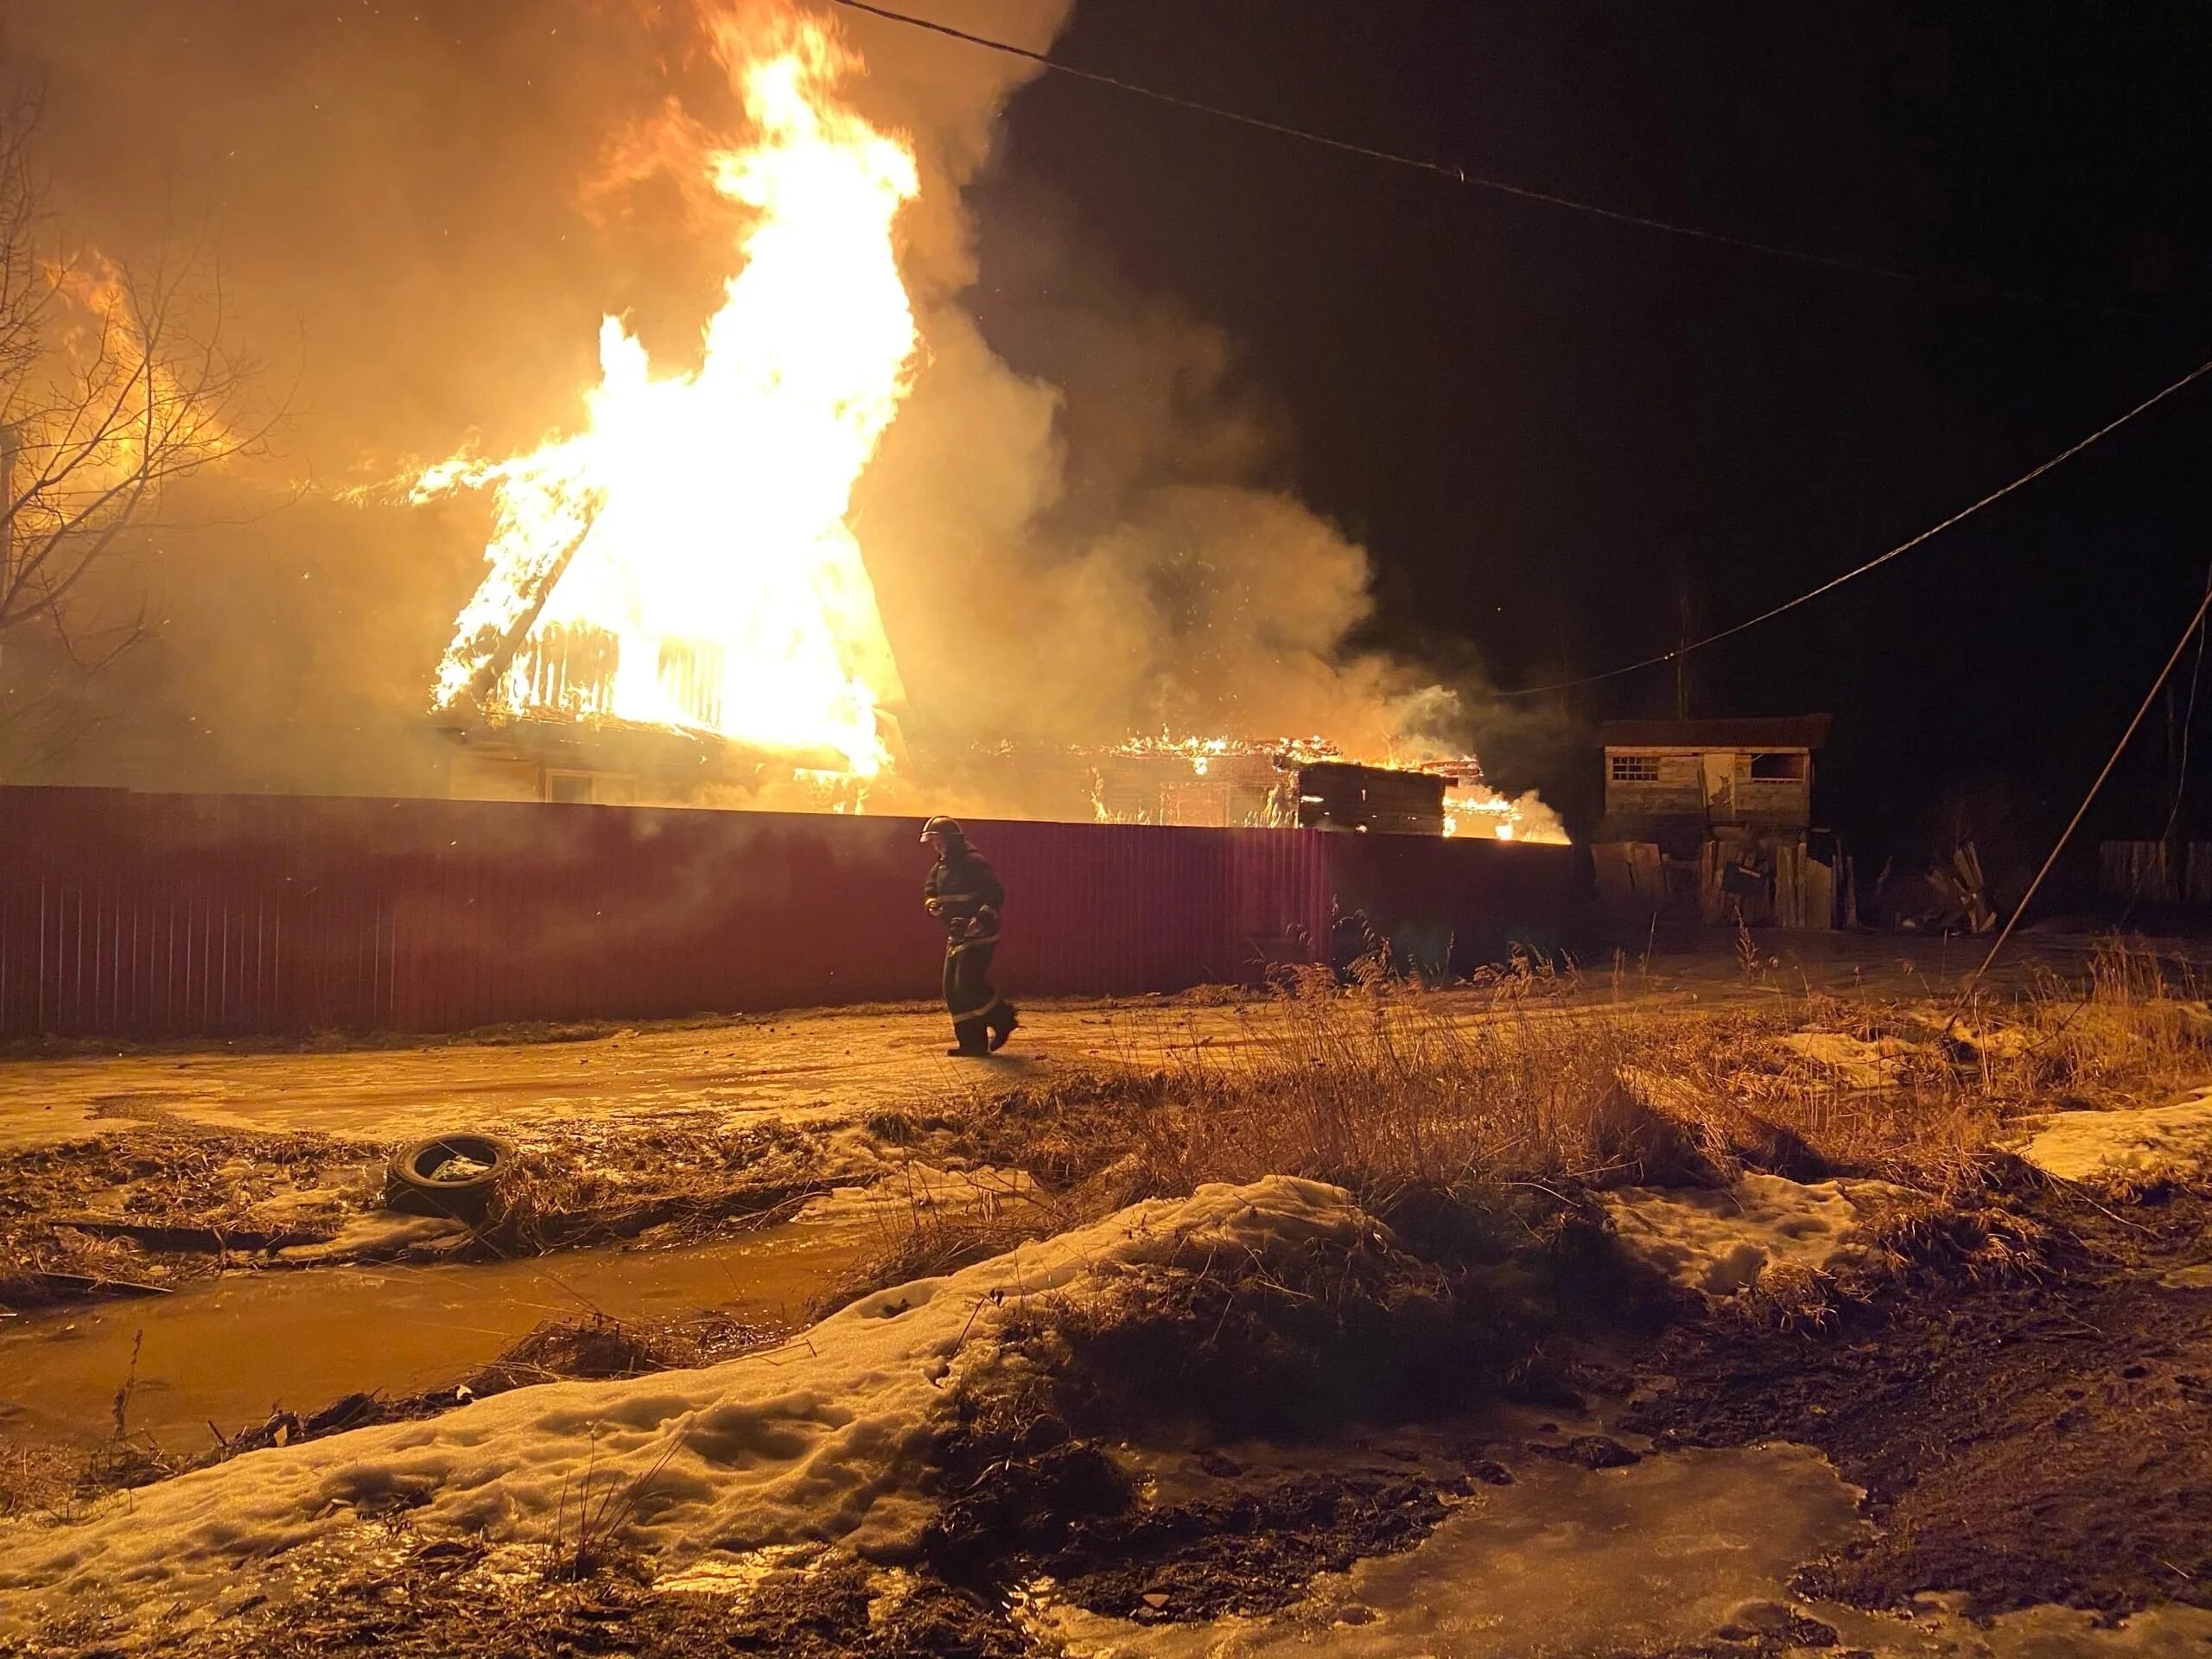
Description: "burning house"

(0, 5), (1581, 1050)
(414, 26), (915, 808)
(1065, 738), (1560, 840)
(391, 15), (1567, 855)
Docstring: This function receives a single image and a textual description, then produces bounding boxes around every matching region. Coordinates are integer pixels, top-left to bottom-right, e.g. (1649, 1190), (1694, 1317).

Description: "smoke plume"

(3, 0), (1538, 815)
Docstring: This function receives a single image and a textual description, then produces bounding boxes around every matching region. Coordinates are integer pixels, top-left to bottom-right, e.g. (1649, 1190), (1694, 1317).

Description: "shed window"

(1610, 753), (1662, 783)
(1748, 752), (1807, 781)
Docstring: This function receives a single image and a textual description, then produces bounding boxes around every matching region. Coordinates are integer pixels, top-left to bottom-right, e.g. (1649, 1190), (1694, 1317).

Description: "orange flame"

(423, 12), (912, 777)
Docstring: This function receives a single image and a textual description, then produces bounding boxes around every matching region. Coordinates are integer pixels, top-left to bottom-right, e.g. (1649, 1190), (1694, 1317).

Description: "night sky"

(963, 2), (2212, 880)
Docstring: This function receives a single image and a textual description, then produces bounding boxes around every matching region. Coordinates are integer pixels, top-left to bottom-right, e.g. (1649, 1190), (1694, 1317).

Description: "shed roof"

(1599, 715), (1832, 752)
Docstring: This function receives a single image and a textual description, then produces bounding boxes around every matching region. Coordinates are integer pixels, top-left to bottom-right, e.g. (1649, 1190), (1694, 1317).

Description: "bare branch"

(0, 80), (288, 773)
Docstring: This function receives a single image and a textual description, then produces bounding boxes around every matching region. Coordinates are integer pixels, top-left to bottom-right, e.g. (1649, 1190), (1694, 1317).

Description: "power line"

(1501, 352), (2212, 699)
(1956, 575), (2212, 1007)
(832, 0), (2131, 313)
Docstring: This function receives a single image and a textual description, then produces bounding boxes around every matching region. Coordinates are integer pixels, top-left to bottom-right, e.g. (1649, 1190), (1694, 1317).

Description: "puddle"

(0, 1221), (864, 1452)
(1034, 1439), (2212, 1659)
(1037, 1441), (1865, 1657)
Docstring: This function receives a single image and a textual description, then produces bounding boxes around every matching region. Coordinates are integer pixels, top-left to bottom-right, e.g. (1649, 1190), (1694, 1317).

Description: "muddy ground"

(9, 942), (2212, 1655)
(0, 1112), (853, 1310)
(1630, 1178), (2212, 1618)
(9, 1174), (2212, 1656)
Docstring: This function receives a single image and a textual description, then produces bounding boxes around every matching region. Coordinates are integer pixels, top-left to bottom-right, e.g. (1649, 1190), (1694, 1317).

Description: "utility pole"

(2168, 678), (2182, 861)
(1674, 580), (1692, 720)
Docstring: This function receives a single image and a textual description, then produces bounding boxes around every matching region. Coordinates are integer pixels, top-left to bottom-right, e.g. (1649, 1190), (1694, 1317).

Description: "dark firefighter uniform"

(921, 817), (1017, 1056)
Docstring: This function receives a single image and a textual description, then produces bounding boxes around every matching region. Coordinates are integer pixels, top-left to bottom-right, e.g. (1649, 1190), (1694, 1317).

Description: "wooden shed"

(1592, 715), (1841, 929)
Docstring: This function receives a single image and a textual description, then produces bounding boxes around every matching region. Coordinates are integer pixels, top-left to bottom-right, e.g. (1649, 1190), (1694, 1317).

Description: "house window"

(1748, 752), (1807, 781)
(1610, 753), (1661, 783)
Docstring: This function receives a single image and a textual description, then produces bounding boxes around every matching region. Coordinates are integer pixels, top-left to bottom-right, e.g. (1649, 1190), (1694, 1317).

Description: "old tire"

(384, 1134), (512, 1225)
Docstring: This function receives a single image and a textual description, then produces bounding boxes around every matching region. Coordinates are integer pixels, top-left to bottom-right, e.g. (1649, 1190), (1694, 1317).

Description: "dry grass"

(889, 944), (2209, 1432)
(0, 1343), (186, 1522)
(1732, 1191), (2058, 1332)
(804, 938), (2212, 1322)
(541, 1425), (685, 1583)
(0, 1127), (382, 1307)
(961, 939), (2212, 1216)
(810, 1163), (1063, 1317)
(480, 1119), (831, 1254)
(0, 1441), (98, 1522)
(470, 1309), (785, 1394)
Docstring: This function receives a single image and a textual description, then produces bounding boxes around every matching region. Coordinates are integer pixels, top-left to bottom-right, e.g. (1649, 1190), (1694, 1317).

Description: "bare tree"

(0, 84), (278, 770)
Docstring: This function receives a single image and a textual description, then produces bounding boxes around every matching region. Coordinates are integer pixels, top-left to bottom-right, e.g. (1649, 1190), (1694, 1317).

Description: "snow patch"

(2015, 1096), (2212, 1185)
(1605, 1173), (1913, 1295)
(1027, 1442), (2212, 1659)
(1780, 1032), (1916, 1090)
(0, 1176), (1366, 1635)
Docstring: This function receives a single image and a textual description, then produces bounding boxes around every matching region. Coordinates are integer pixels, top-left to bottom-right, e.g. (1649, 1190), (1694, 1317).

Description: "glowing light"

(421, 14), (912, 778)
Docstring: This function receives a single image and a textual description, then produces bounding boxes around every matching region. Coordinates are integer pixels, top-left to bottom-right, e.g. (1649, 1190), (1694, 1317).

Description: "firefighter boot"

(947, 1017), (989, 1058)
(986, 1000), (1019, 1052)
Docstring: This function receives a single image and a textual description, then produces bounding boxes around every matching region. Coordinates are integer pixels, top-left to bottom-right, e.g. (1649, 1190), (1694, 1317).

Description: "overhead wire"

(1953, 575), (2212, 1012)
(2025, 556), (2212, 1052)
(832, 0), (2212, 725)
(829, 0), (2128, 312)
(1498, 353), (2212, 698)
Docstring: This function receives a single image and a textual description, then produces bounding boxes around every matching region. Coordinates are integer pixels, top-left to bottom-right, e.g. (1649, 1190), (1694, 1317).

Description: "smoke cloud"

(3, 0), (1540, 816)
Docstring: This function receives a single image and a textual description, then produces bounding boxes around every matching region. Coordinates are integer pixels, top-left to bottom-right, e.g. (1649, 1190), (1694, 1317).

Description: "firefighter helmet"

(919, 815), (964, 845)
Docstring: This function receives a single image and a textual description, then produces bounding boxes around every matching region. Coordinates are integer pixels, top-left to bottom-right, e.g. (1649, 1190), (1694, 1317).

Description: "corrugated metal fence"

(0, 786), (1573, 1039)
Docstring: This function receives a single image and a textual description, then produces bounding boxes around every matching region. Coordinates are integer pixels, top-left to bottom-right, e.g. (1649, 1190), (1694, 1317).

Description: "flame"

(1442, 781), (1570, 844)
(421, 14), (912, 777)
(1088, 733), (1572, 842)
(29, 256), (237, 493)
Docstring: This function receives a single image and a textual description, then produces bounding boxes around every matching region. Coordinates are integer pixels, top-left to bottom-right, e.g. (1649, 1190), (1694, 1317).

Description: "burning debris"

(1078, 735), (1567, 842)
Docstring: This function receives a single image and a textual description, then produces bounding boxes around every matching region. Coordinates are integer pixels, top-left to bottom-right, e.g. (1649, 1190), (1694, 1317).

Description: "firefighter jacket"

(925, 846), (1004, 946)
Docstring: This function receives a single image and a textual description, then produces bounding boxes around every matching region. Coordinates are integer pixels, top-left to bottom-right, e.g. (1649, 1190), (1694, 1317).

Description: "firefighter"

(921, 816), (1017, 1057)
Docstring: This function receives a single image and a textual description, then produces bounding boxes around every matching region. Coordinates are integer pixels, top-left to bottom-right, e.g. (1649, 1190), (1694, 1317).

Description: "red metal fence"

(0, 786), (1574, 1039)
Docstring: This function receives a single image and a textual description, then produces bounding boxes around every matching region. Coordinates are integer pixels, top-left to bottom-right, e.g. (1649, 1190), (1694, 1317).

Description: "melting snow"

(275, 1211), (468, 1262)
(1605, 1172), (1913, 1295)
(1780, 1031), (1917, 1089)
(0, 1176), (1368, 1635)
(2016, 1094), (2212, 1184)
(1029, 1444), (2212, 1659)
(1031, 1442), (1869, 1656)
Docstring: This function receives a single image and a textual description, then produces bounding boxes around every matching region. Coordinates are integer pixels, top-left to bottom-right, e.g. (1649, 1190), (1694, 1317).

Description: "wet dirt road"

(0, 932), (2154, 1152)
(0, 1001), (1142, 1151)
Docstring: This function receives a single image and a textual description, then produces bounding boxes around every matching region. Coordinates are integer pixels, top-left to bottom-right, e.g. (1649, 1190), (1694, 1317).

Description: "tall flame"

(422, 16), (913, 776)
